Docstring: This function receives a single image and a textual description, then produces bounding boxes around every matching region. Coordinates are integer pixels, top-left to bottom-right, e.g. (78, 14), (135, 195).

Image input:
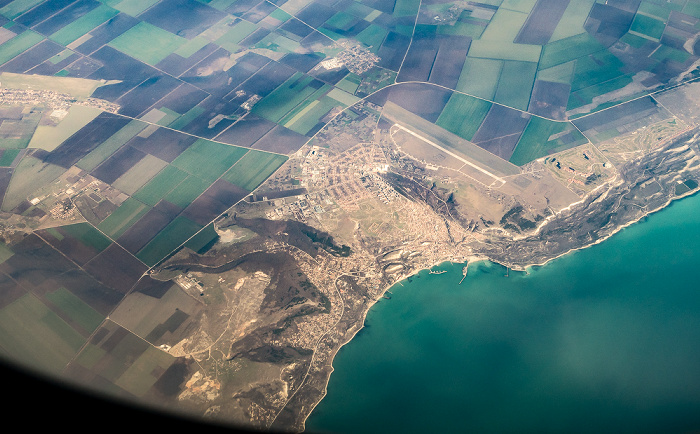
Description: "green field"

(222, 151), (288, 191)
(630, 13), (666, 40)
(455, 57), (503, 100)
(269, 7), (292, 22)
(355, 24), (388, 51)
(278, 82), (330, 125)
(153, 107), (181, 126)
(136, 216), (203, 266)
(638, 1), (681, 20)
(48, 49), (74, 64)
(162, 175), (211, 208)
(173, 36), (209, 58)
(96, 197), (150, 239)
(60, 222), (113, 252)
(0, 148), (21, 166)
(437, 16), (488, 39)
(76, 120), (148, 171)
(393, 0), (420, 17)
(109, 22), (186, 65)
(168, 105), (205, 130)
(0, 293), (85, 374)
(619, 32), (651, 49)
(0, 30), (44, 65)
(284, 96), (344, 135)
(184, 223), (219, 254)
(252, 73), (323, 123)
(112, 154), (169, 196)
(479, 8), (528, 42)
(435, 93), (492, 141)
(101, 0), (160, 16)
(536, 60), (575, 84)
(539, 32), (605, 70)
(570, 50), (625, 92)
(567, 74), (634, 111)
(0, 0), (44, 19)
(132, 165), (189, 206)
(215, 20), (257, 52)
(651, 44), (691, 64)
(325, 11), (357, 31)
(49, 4), (119, 46)
(683, 1), (700, 18)
(493, 60), (537, 111)
(446, 10), (542, 55)
(468, 40), (541, 62)
(171, 139), (248, 182)
(509, 117), (585, 165)
(45, 287), (105, 333)
(335, 73), (362, 94)
(327, 87), (360, 106)
(254, 32), (301, 53)
(549, 0), (596, 42)
(500, 0), (536, 13)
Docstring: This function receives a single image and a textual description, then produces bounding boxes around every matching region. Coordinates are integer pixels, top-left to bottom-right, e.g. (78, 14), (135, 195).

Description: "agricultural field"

(27, 105), (101, 151)
(0, 292), (86, 373)
(1, 0), (700, 430)
(108, 21), (187, 65)
(68, 319), (177, 398)
(509, 116), (587, 166)
(0, 105), (43, 149)
(109, 281), (202, 346)
(222, 150), (289, 191)
(571, 96), (675, 144)
(435, 92), (491, 141)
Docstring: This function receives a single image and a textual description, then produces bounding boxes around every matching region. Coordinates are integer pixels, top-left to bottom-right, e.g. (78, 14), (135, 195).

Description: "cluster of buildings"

(0, 87), (119, 113)
(359, 173), (399, 204)
(317, 40), (380, 75)
(334, 44), (380, 75)
(266, 191), (332, 222)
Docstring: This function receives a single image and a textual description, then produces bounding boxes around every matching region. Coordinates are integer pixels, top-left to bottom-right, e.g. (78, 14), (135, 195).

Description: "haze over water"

(306, 193), (700, 434)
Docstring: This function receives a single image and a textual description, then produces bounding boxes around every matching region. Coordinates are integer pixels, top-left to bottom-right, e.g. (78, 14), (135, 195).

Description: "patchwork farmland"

(0, 0), (699, 430)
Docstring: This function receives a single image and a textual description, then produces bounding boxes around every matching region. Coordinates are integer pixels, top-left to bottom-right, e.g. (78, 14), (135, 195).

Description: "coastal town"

(3, 0), (700, 430)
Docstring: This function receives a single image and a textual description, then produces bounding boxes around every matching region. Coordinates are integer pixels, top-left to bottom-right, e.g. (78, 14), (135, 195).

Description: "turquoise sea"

(306, 193), (700, 434)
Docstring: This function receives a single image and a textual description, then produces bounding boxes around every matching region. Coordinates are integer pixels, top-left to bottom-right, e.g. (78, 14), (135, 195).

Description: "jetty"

(459, 263), (468, 284)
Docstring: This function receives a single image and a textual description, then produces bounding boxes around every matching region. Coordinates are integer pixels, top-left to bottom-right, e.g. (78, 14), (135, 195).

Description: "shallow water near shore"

(305, 193), (700, 434)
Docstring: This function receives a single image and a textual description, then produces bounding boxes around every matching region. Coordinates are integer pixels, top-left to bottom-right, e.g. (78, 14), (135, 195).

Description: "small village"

(0, 87), (120, 113)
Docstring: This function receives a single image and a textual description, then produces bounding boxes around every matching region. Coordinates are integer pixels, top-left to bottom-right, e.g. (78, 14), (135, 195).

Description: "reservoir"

(306, 193), (700, 433)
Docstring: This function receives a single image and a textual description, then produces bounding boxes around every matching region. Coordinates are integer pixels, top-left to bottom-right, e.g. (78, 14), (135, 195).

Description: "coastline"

(510, 183), (700, 272)
(298, 184), (700, 432)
